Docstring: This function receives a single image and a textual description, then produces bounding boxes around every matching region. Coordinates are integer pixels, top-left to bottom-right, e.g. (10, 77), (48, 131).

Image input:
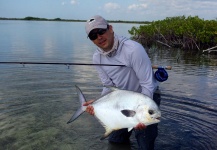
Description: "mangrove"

(128, 16), (217, 53)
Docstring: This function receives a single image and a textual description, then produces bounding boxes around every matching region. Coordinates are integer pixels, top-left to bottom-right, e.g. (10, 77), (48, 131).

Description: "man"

(83, 15), (160, 150)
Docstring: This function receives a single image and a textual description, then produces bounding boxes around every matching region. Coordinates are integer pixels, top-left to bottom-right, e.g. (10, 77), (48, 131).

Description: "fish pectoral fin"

(100, 127), (114, 140)
(128, 127), (133, 132)
(121, 109), (136, 117)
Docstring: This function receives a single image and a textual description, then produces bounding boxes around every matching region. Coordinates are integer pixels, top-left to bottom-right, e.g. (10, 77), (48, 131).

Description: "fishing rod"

(0, 61), (125, 67)
(0, 61), (172, 82)
(0, 61), (172, 70)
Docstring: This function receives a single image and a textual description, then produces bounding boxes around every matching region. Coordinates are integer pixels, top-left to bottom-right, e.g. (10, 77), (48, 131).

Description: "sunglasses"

(88, 27), (108, 40)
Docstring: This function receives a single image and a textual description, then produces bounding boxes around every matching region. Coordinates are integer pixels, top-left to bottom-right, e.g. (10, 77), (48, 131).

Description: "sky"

(0, 0), (217, 22)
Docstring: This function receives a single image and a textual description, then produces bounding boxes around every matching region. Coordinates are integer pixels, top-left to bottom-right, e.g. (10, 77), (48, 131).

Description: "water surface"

(0, 20), (216, 150)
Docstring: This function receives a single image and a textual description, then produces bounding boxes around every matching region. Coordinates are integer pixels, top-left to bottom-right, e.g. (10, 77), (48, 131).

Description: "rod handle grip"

(152, 65), (172, 70)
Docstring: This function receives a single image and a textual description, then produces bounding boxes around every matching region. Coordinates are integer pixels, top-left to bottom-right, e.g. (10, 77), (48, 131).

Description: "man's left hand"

(134, 123), (146, 130)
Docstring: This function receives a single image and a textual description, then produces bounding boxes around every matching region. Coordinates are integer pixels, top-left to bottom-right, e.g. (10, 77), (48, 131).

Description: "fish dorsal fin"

(121, 109), (136, 117)
(103, 85), (120, 92)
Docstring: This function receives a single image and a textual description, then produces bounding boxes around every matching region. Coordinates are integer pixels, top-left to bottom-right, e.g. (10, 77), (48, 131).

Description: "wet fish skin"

(67, 85), (161, 140)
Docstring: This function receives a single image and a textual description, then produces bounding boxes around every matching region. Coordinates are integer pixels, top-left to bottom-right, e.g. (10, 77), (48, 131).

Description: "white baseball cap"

(85, 15), (108, 36)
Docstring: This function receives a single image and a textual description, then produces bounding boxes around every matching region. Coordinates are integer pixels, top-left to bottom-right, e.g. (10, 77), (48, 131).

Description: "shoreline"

(0, 17), (150, 24)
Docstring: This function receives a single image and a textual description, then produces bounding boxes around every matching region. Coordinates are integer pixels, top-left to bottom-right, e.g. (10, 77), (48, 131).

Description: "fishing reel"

(154, 68), (168, 82)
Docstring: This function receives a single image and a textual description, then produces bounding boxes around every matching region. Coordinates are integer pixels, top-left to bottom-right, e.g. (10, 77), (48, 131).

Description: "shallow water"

(0, 20), (217, 150)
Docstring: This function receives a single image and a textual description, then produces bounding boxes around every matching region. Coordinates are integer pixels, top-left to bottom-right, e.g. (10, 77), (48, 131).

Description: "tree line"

(128, 16), (217, 53)
(0, 16), (86, 22)
(0, 16), (148, 24)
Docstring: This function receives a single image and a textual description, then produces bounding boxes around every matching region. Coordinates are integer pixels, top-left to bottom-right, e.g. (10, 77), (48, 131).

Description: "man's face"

(89, 25), (114, 52)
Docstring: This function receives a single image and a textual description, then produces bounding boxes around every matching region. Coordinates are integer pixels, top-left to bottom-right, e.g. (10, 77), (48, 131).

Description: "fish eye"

(148, 110), (154, 115)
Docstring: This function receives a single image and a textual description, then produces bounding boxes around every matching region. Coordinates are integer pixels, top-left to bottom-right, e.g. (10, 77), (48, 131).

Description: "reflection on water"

(0, 21), (217, 150)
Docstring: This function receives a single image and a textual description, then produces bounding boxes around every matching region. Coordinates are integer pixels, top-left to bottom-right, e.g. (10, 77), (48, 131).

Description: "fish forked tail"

(67, 85), (87, 124)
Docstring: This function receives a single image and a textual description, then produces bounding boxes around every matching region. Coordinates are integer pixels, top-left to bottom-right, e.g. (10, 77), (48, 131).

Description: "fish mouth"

(155, 117), (161, 121)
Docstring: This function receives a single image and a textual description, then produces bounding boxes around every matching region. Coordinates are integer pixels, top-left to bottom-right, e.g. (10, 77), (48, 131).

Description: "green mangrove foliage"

(129, 16), (217, 51)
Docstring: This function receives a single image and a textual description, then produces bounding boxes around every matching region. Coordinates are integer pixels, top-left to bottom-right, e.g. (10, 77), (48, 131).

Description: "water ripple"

(158, 94), (217, 150)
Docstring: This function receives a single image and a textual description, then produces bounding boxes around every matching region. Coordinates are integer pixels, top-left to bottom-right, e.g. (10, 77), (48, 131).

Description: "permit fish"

(67, 85), (161, 140)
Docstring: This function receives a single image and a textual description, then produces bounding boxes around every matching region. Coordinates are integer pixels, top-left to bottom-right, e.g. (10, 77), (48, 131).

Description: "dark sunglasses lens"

(89, 33), (97, 40)
(89, 28), (107, 40)
(98, 29), (107, 35)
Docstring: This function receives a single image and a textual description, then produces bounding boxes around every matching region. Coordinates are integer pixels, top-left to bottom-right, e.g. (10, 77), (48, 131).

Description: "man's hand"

(134, 123), (146, 130)
(83, 100), (95, 115)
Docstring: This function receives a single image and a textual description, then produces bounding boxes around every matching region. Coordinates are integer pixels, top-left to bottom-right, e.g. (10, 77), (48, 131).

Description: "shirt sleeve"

(129, 43), (157, 99)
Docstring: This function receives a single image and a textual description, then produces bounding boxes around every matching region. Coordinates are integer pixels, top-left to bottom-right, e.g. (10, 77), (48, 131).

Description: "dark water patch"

(0, 136), (17, 150)
(156, 94), (217, 150)
(161, 94), (217, 112)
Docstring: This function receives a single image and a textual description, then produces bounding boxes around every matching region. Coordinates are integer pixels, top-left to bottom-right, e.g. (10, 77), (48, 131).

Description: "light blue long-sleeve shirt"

(93, 35), (158, 99)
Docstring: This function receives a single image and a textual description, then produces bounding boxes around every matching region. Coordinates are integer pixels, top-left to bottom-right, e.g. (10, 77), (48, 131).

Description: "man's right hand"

(83, 100), (95, 115)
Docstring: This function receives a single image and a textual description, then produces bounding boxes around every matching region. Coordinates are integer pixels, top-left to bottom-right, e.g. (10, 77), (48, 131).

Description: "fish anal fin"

(121, 109), (136, 117)
(94, 116), (114, 140)
(100, 127), (114, 140)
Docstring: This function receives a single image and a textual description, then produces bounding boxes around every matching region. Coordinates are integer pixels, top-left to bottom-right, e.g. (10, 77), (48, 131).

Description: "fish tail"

(67, 85), (87, 124)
